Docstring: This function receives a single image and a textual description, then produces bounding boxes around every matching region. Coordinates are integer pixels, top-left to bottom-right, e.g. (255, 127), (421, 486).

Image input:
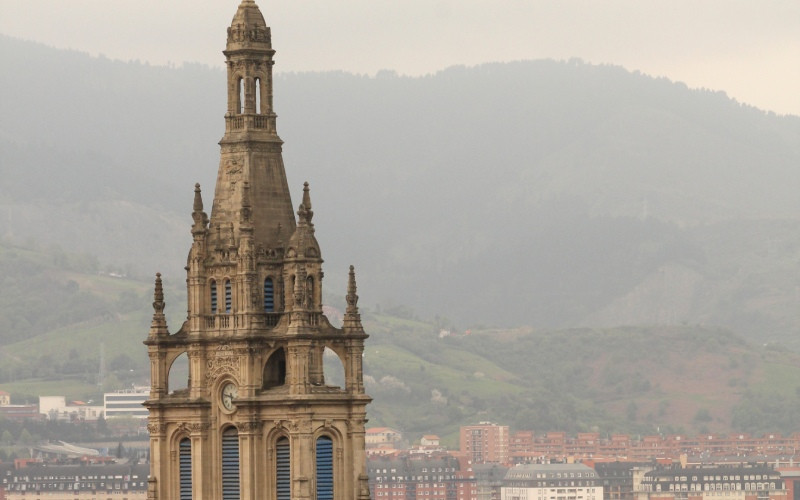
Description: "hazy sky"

(1, 0), (798, 116)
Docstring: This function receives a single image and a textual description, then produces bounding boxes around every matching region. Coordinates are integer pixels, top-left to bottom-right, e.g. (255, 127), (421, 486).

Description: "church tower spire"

(144, 2), (371, 499)
(211, 0), (295, 254)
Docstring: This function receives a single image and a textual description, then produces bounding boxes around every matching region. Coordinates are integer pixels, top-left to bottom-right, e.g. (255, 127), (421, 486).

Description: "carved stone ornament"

(147, 423), (168, 435)
(205, 344), (240, 385)
(240, 421), (262, 433)
(177, 422), (211, 435)
(228, 25), (270, 44)
(234, 346), (255, 357)
(225, 157), (243, 193)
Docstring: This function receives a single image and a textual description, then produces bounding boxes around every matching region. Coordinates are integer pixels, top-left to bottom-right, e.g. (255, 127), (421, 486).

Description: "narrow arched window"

(316, 436), (333, 500)
(179, 438), (192, 500)
(238, 78), (244, 114)
(276, 437), (290, 500)
(306, 276), (314, 309)
(264, 278), (274, 312)
(222, 428), (240, 500)
(210, 280), (218, 314)
(225, 279), (232, 314)
(255, 77), (262, 115)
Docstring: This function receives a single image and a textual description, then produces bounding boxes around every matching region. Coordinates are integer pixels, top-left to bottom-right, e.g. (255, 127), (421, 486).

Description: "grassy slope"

(3, 243), (800, 441)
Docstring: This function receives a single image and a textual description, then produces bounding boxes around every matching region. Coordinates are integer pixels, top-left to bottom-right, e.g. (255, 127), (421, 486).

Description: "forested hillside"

(2, 242), (799, 442)
(1, 38), (800, 363)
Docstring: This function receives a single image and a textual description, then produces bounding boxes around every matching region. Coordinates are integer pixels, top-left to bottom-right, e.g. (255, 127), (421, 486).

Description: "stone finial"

(346, 266), (359, 312)
(343, 265), (362, 330)
(297, 182), (314, 225)
(150, 273), (168, 336)
(193, 183), (203, 212)
(191, 183), (209, 234)
(153, 273), (165, 314)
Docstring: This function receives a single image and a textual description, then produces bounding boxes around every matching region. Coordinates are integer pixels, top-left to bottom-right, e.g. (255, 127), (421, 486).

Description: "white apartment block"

(502, 463), (603, 500)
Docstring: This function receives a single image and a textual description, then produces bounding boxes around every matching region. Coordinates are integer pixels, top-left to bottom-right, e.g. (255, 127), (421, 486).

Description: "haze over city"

(1, 0), (798, 116)
(3, 0), (800, 497)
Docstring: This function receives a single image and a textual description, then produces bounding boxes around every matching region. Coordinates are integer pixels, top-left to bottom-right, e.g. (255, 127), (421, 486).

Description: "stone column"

(148, 350), (166, 398)
(292, 420), (312, 500)
(188, 345), (205, 399)
(287, 342), (310, 395)
(238, 420), (261, 500)
(191, 423), (211, 499)
(147, 422), (168, 500)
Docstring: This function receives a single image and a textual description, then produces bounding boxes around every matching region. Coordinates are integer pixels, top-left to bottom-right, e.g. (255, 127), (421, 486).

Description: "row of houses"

(367, 456), (800, 500)
(0, 463), (149, 499)
(457, 423), (800, 466)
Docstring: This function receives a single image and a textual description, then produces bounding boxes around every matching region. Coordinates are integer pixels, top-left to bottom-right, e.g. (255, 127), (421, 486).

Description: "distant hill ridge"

(1, 241), (800, 438)
(2, 35), (800, 345)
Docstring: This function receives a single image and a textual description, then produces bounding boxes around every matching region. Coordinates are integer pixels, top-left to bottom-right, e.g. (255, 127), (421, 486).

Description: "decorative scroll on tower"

(143, 2), (371, 499)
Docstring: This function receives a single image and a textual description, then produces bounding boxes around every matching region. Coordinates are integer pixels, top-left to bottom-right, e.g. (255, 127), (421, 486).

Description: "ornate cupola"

(144, 1), (372, 499)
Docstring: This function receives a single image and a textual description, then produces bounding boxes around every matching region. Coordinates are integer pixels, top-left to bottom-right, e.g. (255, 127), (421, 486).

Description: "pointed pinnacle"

(193, 183), (203, 213)
(297, 182), (314, 224)
(152, 272), (165, 315)
(302, 181), (312, 210)
(346, 265), (359, 314)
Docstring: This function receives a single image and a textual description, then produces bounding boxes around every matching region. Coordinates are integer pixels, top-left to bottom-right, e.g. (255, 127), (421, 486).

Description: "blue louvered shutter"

(316, 436), (333, 500)
(222, 428), (240, 500)
(179, 438), (192, 500)
(211, 280), (218, 314)
(264, 278), (274, 312)
(225, 280), (232, 313)
(276, 437), (290, 500)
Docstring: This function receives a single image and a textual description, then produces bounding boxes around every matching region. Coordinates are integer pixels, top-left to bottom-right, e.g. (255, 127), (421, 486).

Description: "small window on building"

(316, 436), (333, 500)
(225, 279), (232, 313)
(264, 278), (275, 312)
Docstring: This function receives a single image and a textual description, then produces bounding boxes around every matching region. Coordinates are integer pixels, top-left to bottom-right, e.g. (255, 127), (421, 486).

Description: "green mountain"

(2, 37), (800, 346)
(2, 242), (799, 442)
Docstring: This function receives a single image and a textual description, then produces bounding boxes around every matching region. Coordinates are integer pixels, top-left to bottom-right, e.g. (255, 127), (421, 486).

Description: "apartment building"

(501, 463), (603, 500)
(462, 423), (510, 465)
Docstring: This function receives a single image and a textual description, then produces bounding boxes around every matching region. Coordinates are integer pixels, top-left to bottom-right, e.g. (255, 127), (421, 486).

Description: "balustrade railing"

(225, 114), (275, 133)
(204, 312), (283, 330)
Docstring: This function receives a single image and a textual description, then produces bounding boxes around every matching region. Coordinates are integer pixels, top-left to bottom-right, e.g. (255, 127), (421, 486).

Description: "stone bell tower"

(143, 1), (372, 499)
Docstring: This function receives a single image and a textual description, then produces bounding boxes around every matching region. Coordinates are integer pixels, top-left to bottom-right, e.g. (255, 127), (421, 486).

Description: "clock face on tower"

(221, 382), (238, 411)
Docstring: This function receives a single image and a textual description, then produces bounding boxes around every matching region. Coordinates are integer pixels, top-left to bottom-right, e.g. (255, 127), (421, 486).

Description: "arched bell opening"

(263, 348), (287, 389)
(167, 352), (189, 395)
(322, 347), (345, 390)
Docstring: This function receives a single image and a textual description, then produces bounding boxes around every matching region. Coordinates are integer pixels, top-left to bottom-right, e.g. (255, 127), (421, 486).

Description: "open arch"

(263, 348), (287, 389)
(255, 77), (262, 114)
(237, 77), (244, 114)
(322, 347), (344, 389)
(167, 352), (189, 395)
(306, 276), (314, 309)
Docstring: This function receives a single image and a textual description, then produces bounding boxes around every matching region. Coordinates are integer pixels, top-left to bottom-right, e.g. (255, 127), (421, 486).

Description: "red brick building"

(461, 423), (510, 465)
